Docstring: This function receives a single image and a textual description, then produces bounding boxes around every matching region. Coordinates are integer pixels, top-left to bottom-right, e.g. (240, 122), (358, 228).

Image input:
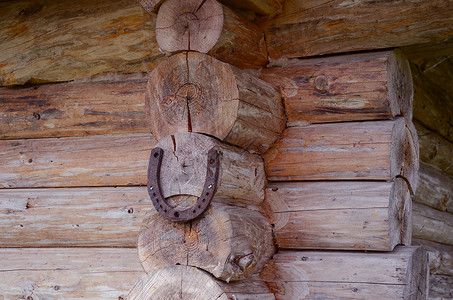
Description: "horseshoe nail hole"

(193, 210), (196, 213)
(198, 205), (201, 209)
(156, 198), (159, 202)
(202, 198), (205, 202)
(160, 205), (163, 208)
(154, 152), (159, 158)
(209, 159), (215, 164)
(205, 192), (209, 196)
(174, 212), (179, 217)
(153, 193), (156, 197)
(164, 209), (167, 213)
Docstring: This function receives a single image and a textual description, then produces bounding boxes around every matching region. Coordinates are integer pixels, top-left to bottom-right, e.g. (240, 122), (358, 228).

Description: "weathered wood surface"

(219, 0), (282, 16)
(260, 246), (429, 300)
(128, 266), (275, 300)
(264, 118), (418, 183)
(0, 74), (148, 140)
(0, 133), (155, 188)
(146, 51), (284, 153)
(415, 162), (453, 213)
(0, 0), (164, 86)
(136, 0), (164, 14)
(138, 202), (274, 281)
(429, 275), (453, 300)
(0, 248), (142, 299)
(155, 132), (265, 204)
(263, 0), (453, 59)
(260, 50), (413, 126)
(413, 239), (453, 277)
(411, 57), (453, 144)
(416, 121), (453, 178)
(413, 202), (453, 246)
(156, 0), (268, 68)
(0, 187), (150, 247)
(263, 180), (412, 251)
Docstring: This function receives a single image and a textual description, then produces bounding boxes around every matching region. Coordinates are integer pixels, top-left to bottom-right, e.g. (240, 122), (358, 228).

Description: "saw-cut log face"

(156, 0), (224, 53)
(146, 51), (239, 141)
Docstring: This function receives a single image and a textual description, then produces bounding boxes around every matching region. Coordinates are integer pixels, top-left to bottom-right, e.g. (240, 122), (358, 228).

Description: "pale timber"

(156, 0), (267, 68)
(413, 202), (453, 246)
(155, 132), (265, 204)
(263, 0), (453, 59)
(0, 133), (155, 188)
(413, 239), (453, 277)
(411, 57), (453, 144)
(0, 74), (148, 139)
(260, 246), (429, 300)
(0, 0), (163, 86)
(264, 118), (419, 184)
(429, 275), (453, 300)
(416, 121), (453, 178)
(264, 180), (412, 251)
(146, 51), (285, 153)
(0, 187), (150, 247)
(0, 248), (142, 299)
(415, 162), (453, 213)
(138, 202), (274, 281)
(260, 50), (413, 126)
(128, 265), (275, 300)
(136, 0), (164, 13)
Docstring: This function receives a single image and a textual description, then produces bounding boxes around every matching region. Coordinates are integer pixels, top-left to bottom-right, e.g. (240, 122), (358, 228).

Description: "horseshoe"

(147, 147), (220, 222)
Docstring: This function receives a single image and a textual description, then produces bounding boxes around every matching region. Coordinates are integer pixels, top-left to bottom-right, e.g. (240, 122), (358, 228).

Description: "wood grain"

(264, 118), (418, 183)
(128, 266), (276, 299)
(0, 0), (164, 86)
(138, 202), (274, 281)
(429, 275), (453, 300)
(146, 51), (284, 153)
(219, 0), (282, 16)
(412, 239), (453, 277)
(260, 246), (429, 300)
(264, 180), (412, 251)
(260, 50), (413, 126)
(413, 202), (453, 246)
(264, 0), (453, 59)
(0, 74), (148, 140)
(0, 248), (142, 299)
(415, 162), (453, 213)
(0, 133), (156, 188)
(0, 187), (151, 247)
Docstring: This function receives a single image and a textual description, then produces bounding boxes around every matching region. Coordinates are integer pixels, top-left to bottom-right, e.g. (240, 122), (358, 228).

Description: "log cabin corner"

(0, 0), (452, 299)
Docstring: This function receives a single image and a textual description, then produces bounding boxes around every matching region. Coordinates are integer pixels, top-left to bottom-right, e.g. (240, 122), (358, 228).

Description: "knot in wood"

(314, 75), (329, 93)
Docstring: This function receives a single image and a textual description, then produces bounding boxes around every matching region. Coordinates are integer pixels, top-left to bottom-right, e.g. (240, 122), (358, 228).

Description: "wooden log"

(155, 0), (267, 69)
(146, 51), (285, 153)
(263, 179), (412, 251)
(0, 133), (155, 188)
(416, 121), (453, 179)
(138, 202), (274, 281)
(411, 57), (453, 144)
(154, 132), (265, 205)
(128, 265), (275, 299)
(0, 0), (164, 86)
(415, 162), (453, 213)
(264, 118), (419, 184)
(413, 202), (453, 246)
(429, 275), (453, 300)
(260, 246), (429, 300)
(218, 0), (282, 16)
(412, 239), (453, 277)
(0, 74), (148, 140)
(0, 248), (142, 299)
(263, 0), (453, 59)
(0, 187), (150, 247)
(260, 50), (413, 126)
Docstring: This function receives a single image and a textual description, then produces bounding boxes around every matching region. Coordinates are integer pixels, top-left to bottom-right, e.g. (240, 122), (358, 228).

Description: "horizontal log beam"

(264, 180), (412, 251)
(412, 239), (453, 277)
(0, 0), (164, 86)
(260, 246), (428, 299)
(0, 248), (142, 299)
(264, 118), (419, 184)
(260, 50), (413, 126)
(429, 275), (453, 299)
(0, 187), (150, 247)
(416, 121), (453, 178)
(415, 162), (453, 213)
(0, 133), (155, 188)
(263, 0), (453, 59)
(0, 75), (148, 139)
(219, 0), (282, 16)
(413, 202), (453, 246)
